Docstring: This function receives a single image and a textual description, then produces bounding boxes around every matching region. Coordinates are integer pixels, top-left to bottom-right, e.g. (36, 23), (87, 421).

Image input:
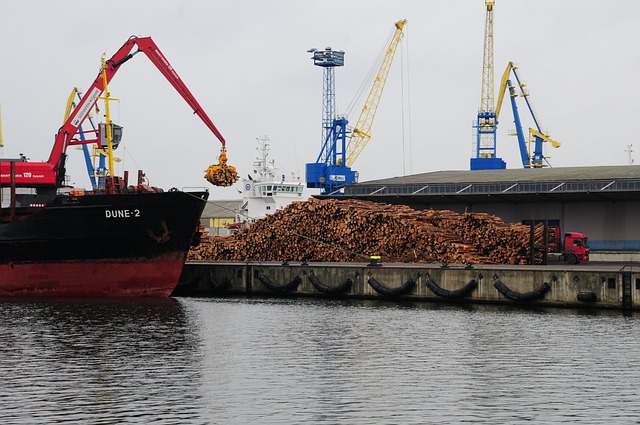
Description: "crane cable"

(400, 25), (411, 176)
(343, 23), (410, 171)
(344, 29), (396, 119)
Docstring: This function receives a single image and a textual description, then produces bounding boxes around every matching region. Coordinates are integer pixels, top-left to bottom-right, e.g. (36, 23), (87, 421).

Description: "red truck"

(546, 227), (589, 264)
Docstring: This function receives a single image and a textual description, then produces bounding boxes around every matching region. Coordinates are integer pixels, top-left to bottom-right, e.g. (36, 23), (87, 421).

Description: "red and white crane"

(2, 36), (236, 189)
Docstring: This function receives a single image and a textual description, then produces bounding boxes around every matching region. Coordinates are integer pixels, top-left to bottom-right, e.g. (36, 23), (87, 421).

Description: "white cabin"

(237, 136), (306, 225)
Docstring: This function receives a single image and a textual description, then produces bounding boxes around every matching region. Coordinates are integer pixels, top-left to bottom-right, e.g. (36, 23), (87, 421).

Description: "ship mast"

(253, 135), (276, 181)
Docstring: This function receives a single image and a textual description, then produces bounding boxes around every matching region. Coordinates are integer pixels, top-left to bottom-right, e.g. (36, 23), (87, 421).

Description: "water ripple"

(1, 297), (639, 423)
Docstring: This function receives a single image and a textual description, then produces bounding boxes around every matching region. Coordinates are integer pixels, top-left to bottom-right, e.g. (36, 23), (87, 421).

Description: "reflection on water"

(1, 296), (639, 424)
(0, 298), (203, 424)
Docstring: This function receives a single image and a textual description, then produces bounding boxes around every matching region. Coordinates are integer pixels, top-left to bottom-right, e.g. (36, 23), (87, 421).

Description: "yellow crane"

(63, 85), (119, 191)
(345, 19), (406, 167)
(471, 0), (505, 170)
(306, 20), (406, 195)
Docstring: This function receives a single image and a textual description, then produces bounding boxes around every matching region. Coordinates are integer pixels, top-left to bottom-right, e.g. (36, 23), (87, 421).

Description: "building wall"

(201, 216), (235, 236)
(406, 199), (640, 250)
(566, 201), (640, 250)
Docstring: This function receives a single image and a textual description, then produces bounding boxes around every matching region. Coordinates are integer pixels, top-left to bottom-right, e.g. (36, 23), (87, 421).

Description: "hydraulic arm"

(4, 35), (237, 188)
(62, 88), (104, 191)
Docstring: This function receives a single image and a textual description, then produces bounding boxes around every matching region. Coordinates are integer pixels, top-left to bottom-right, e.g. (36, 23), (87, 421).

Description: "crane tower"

(471, 0), (506, 170)
(306, 46), (354, 195)
(308, 47), (345, 150)
(305, 20), (406, 195)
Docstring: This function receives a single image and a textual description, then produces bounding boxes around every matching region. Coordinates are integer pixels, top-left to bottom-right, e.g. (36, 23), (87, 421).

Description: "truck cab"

(546, 227), (589, 264)
(563, 231), (589, 264)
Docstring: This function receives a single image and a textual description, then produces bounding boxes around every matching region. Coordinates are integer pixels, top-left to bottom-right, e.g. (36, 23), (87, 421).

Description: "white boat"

(235, 136), (305, 226)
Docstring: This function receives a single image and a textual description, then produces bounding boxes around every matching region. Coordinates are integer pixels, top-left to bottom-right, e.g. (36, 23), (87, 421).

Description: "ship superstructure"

(237, 136), (305, 225)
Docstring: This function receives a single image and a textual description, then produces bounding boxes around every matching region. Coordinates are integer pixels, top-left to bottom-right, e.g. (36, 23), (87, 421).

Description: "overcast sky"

(1, 1), (638, 199)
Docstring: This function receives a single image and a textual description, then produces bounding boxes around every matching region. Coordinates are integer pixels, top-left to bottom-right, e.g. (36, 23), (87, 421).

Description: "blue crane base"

(470, 157), (507, 171)
(305, 163), (357, 194)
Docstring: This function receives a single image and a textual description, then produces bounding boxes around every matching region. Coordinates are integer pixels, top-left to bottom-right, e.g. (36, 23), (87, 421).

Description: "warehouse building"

(326, 165), (640, 261)
(200, 200), (241, 236)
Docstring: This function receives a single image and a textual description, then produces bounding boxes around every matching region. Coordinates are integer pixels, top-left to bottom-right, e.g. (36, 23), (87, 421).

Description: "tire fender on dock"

(200, 270), (231, 292)
(577, 291), (597, 302)
(308, 271), (353, 294)
(424, 274), (478, 299)
(493, 274), (551, 302)
(367, 273), (418, 296)
(573, 275), (598, 302)
(258, 270), (302, 293)
(173, 270), (231, 295)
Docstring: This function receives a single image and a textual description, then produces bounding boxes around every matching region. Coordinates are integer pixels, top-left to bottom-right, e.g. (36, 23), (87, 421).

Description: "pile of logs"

(188, 198), (553, 265)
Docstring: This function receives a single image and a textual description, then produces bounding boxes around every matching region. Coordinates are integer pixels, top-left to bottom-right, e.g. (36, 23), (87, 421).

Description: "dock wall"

(175, 261), (640, 310)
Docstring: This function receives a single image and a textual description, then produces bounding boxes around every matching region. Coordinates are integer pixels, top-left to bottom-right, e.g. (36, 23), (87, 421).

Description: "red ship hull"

(0, 254), (186, 297)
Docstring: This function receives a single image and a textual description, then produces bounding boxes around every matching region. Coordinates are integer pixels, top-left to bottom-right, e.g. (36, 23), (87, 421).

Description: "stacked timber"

(189, 198), (549, 264)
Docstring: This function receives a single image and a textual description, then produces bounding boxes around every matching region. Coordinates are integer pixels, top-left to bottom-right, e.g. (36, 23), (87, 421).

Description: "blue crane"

(471, 1), (559, 169)
(304, 47), (355, 195)
(471, 1), (506, 170)
(306, 20), (406, 195)
(496, 62), (560, 168)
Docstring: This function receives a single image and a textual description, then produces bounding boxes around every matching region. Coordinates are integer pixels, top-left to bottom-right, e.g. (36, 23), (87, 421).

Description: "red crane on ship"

(1, 36), (237, 191)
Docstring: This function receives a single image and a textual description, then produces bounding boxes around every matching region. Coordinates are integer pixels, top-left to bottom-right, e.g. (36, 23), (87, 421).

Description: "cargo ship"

(0, 36), (238, 297)
(0, 187), (208, 297)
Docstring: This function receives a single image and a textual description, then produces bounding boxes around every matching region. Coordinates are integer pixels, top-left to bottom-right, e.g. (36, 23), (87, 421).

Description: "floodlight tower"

(306, 47), (352, 194)
(471, 0), (506, 170)
(308, 47), (345, 149)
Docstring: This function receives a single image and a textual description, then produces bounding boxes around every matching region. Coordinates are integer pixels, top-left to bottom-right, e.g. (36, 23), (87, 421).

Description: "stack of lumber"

(189, 198), (550, 265)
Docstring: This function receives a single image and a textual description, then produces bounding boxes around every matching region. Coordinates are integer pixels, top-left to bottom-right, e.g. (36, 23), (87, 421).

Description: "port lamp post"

(308, 47), (345, 148)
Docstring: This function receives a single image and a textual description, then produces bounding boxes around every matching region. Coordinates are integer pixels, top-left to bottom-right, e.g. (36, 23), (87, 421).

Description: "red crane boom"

(3, 36), (234, 188)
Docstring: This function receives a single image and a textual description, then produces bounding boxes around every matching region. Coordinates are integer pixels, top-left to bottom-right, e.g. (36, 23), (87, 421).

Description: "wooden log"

(188, 198), (547, 264)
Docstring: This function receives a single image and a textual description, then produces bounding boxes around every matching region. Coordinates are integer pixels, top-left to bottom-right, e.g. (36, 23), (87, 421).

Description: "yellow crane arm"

(63, 87), (83, 121)
(345, 19), (406, 167)
(530, 128), (561, 148)
(495, 61), (515, 120)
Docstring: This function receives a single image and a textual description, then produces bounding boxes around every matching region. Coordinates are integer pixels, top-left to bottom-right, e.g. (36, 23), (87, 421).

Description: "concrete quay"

(175, 261), (640, 310)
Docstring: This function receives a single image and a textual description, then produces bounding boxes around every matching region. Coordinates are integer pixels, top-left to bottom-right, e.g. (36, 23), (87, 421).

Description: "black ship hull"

(0, 190), (208, 297)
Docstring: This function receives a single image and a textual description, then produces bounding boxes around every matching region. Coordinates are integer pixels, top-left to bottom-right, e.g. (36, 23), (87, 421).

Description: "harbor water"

(1, 296), (639, 424)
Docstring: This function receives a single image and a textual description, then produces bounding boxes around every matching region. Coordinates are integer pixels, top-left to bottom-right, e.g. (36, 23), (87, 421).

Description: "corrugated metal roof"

(357, 165), (640, 186)
(330, 165), (640, 204)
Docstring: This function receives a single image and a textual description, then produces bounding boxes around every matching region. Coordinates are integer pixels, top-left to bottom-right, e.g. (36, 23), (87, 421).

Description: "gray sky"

(1, 1), (638, 198)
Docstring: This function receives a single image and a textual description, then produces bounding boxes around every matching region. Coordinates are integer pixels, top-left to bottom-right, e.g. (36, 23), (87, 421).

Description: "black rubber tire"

(565, 254), (578, 264)
(577, 292), (597, 302)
